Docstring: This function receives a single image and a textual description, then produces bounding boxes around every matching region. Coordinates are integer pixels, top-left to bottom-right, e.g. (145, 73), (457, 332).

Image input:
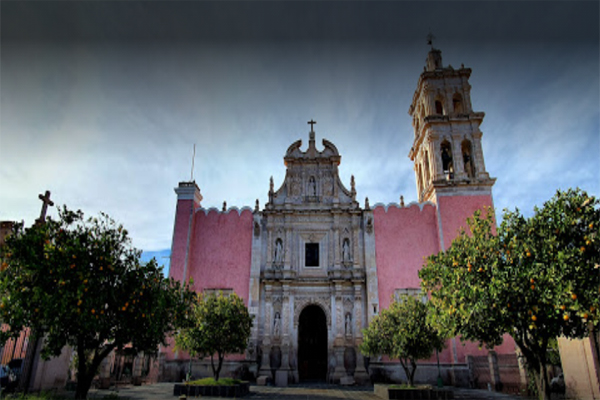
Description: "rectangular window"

(305, 243), (319, 267)
(203, 288), (233, 297)
(394, 288), (427, 303)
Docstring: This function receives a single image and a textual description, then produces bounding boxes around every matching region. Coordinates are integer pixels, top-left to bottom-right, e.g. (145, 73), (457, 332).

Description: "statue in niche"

(342, 238), (352, 263)
(309, 176), (317, 196)
(345, 313), (352, 336)
(273, 312), (281, 337)
(274, 238), (284, 263)
(463, 148), (475, 178)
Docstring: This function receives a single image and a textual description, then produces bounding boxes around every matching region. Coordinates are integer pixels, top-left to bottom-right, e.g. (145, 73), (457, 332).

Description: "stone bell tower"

(408, 45), (495, 204)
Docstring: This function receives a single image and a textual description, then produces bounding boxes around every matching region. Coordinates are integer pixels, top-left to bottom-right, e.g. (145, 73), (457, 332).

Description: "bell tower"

(408, 45), (495, 203)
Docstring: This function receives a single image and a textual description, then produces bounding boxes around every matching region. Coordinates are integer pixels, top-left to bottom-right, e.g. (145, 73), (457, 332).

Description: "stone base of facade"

(160, 360), (258, 383)
(368, 362), (471, 388)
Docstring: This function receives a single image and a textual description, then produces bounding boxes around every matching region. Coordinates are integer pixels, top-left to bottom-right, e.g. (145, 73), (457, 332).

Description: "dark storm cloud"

(2, 1), (597, 44)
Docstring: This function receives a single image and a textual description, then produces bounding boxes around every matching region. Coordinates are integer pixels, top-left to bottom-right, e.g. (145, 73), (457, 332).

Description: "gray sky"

(1, 1), (599, 269)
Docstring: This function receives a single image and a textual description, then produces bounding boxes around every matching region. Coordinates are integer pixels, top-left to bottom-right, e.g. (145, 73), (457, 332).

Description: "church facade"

(164, 48), (517, 385)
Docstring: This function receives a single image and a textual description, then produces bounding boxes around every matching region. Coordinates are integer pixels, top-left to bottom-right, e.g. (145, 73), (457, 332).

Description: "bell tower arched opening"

(298, 305), (328, 381)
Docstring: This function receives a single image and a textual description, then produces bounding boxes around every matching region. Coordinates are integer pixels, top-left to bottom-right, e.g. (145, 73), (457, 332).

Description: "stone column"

(332, 284), (346, 382)
(429, 139), (443, 181)
(353, 284), (369, 383)
(451, 135), (466, 179)
(259, 285), (273, 378)
(333, 226), (340, 268)
(98, 353), (112, 389)
(132, 352), (144, 385)
(284, 228), (292, 269)
(488, 350), (501, 391)
(471, 131), (489, 179)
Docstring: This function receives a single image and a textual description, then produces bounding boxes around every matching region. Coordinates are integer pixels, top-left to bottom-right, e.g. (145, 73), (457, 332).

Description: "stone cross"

(427, 32), (435, 47)
(307, 119), (317, 132)
(36, 190), (54, 224)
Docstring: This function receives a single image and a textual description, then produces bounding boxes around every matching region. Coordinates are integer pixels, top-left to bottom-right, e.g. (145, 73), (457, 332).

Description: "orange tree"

(360, 294), (445, 387)
(0, 207), (195, 399)
(420, 189), (600, 400)
(175, 292), (252, 382)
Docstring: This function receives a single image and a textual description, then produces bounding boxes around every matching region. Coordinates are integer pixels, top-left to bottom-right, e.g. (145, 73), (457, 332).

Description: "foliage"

(175, 292), (252, 382)
(0, 207), (196, 399)
(185, 377), (243, 386)
(360, 294), (445, 386)
(5, 392), (66, 400)
(420, 189), (600, 400)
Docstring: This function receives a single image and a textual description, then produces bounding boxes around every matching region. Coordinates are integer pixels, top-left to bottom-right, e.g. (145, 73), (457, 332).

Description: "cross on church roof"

(427, 32), (435, 48)
(307, 119), (316, 132)
(36, 190), (54, 224)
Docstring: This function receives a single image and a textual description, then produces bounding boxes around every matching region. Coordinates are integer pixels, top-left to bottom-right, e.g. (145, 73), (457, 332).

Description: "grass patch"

(4, 392), (66, 400)
(185, 377), (242, 386)
(389, 384), (433, 390)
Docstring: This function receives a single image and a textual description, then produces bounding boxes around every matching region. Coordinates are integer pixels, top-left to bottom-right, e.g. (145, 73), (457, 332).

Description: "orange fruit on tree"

(571, 293), (577, 300)
(563, 314), (569, 321)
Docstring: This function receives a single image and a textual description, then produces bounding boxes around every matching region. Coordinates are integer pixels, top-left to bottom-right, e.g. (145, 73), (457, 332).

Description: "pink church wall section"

(373, 203), (439, 311)
(188, 208), (254, 304)
(164, 207), (253, 362)
(437, 194), (516, 358)
(437, 195), (495, 251)
(169, 199), (195, 283)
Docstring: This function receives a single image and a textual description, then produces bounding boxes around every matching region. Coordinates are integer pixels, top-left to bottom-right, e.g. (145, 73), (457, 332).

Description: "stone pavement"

(88, 382), (531, 400)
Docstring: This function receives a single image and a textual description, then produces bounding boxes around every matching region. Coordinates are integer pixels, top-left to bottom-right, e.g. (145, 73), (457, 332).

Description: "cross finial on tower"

(427, 32), (435, 48)
(36, 190), (54, 225)
(308, 119), (316, 142)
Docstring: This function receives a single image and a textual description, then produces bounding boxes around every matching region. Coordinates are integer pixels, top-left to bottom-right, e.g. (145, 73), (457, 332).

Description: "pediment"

(268, 134), (358, 210)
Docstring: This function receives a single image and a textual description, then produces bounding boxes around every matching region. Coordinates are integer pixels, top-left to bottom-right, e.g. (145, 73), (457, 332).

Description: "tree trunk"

(75, 370), (95, 400)
(210, 354), (217, 380)
(74, 343), (116, 399)
(215, 353), (224, 382)
(536, 364), (551, 400)
(399, 358), (415, 387)
(409, 359), (417, 387)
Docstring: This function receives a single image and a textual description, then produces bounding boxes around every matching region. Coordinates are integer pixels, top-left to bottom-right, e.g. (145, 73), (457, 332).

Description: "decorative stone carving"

(342, 238), (352, 263)
(345, 313), (352, 336)
(274, 238), (284, 263)
(366, 217), (373, 234)
(272, 312), (281, 338)
(293, 297), (332, 327)
(254, 221), (260, 237)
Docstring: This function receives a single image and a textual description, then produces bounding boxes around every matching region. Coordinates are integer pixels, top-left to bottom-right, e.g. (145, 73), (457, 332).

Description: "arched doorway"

(298, 305), (328, 381)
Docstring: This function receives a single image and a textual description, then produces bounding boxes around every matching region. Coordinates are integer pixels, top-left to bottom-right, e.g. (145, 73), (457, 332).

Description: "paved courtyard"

(88, 382), (531, 400)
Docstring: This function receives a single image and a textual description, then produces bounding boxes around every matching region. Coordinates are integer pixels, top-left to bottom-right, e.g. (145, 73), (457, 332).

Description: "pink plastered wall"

(165, 207), (253, 362)
(437, 195), (495, 250)
(437, 194), (516, 358)
(373, 203), (440, 310)
(454, 334), (517, 361)
(169, 199), (195, 282)
(188, 209), (253, 304)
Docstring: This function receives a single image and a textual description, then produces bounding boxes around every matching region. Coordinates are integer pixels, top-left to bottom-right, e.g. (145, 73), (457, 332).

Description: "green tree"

(360, 294), (445, 386)
(175, 292), (253, 382)
(420, 189), (600, 400)
(0, 207), (195, 399)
